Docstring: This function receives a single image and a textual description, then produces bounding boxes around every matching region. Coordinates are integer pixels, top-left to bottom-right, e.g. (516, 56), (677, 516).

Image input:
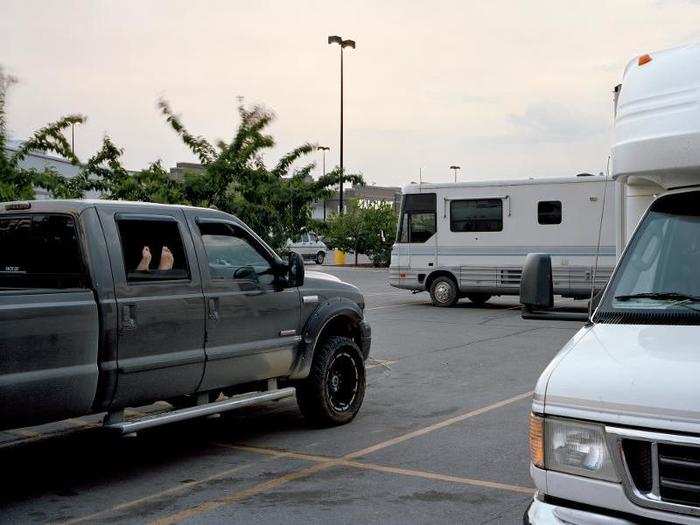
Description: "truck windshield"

(0, 214), (87, 289)
(595, 192), (700, 322)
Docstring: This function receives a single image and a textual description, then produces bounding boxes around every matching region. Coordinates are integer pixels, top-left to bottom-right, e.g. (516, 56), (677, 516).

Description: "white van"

(389, 177), (616, 306)
(524, 43), (700, 523)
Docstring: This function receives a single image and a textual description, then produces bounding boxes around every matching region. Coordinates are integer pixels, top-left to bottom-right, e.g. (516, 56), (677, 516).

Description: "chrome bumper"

(524, 495), (636, 525)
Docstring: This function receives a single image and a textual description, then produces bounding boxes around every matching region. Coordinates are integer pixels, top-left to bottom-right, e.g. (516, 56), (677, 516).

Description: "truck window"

(198, 222), (273, 284)
(450, 199), (503, 232)
(596, 192), (700, 323)
(397, 193), (436, 243)
(117, 219), (190, 282)
(0, 214), (87, 289)
(538, 201), (562, 225)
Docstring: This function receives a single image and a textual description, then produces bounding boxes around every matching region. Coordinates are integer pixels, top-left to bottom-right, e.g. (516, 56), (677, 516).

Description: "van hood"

(543, 324), (700, 434)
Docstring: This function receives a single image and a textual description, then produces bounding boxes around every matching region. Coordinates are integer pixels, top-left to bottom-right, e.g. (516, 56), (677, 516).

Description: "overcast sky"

(3, 0), (700, 187)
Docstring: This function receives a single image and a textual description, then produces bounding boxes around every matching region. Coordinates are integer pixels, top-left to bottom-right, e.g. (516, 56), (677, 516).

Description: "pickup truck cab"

(287, 232), (328, 265)
(0, 200), (371, 433)
(524, 43), (700, 523)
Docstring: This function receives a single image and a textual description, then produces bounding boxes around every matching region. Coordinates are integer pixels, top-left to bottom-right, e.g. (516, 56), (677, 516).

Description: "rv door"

(397, 193), (438, 274)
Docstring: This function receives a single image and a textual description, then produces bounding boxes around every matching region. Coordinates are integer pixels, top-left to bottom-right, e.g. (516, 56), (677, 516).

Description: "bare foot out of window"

(136, 246), (152, 271)
(159, 246), (174, 270)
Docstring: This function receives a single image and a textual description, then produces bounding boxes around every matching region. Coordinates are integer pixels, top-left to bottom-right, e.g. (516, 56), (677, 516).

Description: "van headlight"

(529, 414), (618, 482)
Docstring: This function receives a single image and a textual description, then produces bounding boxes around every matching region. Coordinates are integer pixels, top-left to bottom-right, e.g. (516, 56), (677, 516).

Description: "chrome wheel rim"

(434, 281), (453, 303)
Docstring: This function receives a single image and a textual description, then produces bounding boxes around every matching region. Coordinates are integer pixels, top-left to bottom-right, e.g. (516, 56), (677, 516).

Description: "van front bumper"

(524, 495), (636, 525)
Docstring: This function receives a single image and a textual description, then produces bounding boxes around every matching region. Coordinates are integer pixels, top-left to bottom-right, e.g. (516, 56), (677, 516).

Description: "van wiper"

(615, 291), (700, 302)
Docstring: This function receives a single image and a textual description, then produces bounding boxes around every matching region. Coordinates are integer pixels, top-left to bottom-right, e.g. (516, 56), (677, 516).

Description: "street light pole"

(450, 165), (461, 183)
(318, 146), (330, 220)
(328, 35), (355, 214)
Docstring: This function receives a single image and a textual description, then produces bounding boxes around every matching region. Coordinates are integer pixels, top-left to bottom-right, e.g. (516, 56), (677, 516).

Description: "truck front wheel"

(296, 336), (366, 426)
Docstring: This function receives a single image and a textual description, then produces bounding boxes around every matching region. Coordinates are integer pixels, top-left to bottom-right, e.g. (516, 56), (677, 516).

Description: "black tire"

(429, 276), (459, 307)
(315, 251), (325, 265)
(466, 293), (491, 306)
(296, 336), (366, 426)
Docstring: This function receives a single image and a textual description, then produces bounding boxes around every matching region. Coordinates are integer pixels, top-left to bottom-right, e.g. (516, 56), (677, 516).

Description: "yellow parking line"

(345, 390), (533, 459)
(149, 391), (532, 524)
(342, 460), (534, 495)
(150, 461), (335, 525)
(61, 461), (264, 524)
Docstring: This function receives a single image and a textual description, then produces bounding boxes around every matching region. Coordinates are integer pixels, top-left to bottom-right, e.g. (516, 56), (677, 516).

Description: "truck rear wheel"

(315, 251), (325, 265)
(466, 293), (491, 305)
(429, 276), (459, 307)
(296, 336), (366, 426)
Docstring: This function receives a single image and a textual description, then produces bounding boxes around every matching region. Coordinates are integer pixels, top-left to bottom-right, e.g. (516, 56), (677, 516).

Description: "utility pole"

(318, 146), (330, 220)
(328, 35), (355, 214)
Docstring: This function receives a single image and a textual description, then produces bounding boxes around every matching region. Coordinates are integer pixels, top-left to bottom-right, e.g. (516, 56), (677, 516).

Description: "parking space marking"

(345, 390), (533, 459)
(342, 460), (534, 495)
(219, 445), (533, 495)
(151, 461), (334, 525)
(366, 358), (397, 370)
(148, 391), (532, 524)
(62, 460), (269, 524)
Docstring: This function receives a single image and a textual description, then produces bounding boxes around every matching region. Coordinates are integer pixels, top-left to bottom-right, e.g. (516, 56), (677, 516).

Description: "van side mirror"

(520, 253), (589, 322)
(288, 251), (305, 288)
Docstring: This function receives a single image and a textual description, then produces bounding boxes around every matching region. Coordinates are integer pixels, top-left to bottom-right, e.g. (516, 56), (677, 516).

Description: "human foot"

(136, 246), (152, 271)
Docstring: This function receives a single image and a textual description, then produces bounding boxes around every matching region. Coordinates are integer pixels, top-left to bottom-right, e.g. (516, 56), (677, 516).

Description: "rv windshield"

(595, 191), (700, 322)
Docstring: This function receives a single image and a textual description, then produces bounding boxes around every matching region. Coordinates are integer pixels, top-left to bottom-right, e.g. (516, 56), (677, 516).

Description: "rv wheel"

(429, 276), (459, 307)
(466, 293), (491, 305)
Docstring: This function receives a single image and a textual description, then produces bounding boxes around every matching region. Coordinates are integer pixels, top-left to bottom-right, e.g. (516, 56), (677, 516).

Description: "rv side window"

(538, 201), (562, 225)
(450, 199), (503, 232)
(397, 193), (436, 243)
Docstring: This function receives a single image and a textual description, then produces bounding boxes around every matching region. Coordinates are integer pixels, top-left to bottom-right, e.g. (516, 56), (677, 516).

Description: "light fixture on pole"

(328, 34), (355, 214)
(318, 146), (330, 220)
(450, 165), (461, 183)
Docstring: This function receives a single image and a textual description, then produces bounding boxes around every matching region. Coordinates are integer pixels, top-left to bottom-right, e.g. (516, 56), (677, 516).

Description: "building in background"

(4, 139), (85, 199)
(312, 184), (401, 221)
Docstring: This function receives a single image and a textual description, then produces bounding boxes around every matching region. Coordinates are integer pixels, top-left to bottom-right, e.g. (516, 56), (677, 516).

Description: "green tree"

(325, 199), (398, 267)
(158, 99), (362, 249)
(0, 67), (85, 201)
(361, 201), (398, 267)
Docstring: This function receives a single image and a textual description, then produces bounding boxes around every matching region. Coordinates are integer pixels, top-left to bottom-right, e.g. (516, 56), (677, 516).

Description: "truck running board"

(104, 387), (296, 434)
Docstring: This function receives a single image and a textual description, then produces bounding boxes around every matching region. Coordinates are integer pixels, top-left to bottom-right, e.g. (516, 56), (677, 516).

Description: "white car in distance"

(287, 232), (328, 265)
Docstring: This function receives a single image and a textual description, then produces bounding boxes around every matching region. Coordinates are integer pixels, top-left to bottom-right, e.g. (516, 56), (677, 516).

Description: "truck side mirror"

(520, 253), (554, 310)
(288, 251), (305, 288)
(520, 253), (589, 322)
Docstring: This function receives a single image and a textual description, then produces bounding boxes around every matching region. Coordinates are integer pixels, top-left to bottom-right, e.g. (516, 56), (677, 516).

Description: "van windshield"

(595, 192), (700, 322)
(0, 214), (87, 289)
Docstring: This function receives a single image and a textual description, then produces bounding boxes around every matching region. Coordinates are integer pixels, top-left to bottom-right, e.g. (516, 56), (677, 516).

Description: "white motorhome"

(524, 43), (700, 523)
(389, 177), (616, 306)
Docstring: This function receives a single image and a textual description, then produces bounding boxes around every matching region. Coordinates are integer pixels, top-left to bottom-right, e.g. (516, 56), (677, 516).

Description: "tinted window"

(538, 201), (562, 225)
(198, 222), (273, 285)
(397, 193), (437, 243)
(0, 214), (86, 289)
(450, 199), (503, 232)
(117, 219), (190, 282)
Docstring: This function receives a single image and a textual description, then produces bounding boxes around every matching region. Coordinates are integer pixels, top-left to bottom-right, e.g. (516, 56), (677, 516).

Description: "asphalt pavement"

(0, 266), (587, 524)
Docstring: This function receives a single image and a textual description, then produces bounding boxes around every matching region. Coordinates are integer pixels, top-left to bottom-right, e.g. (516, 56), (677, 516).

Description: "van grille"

(658, 444), (700, 506)
(620, 437), (700, 511)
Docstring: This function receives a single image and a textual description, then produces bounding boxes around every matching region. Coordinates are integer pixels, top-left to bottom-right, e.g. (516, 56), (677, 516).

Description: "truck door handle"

(208, 297), (220, 322)
(120, 304), (137, 332)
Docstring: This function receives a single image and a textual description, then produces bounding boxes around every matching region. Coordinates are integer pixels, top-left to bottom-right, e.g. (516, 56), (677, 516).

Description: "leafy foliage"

(325, 199), (398, 266)
(158, 99), (363, 249)
(0, 67), (85, 201)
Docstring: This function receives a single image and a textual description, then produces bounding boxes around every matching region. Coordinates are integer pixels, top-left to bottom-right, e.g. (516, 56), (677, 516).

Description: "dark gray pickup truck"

(0, 200), (371, 434)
